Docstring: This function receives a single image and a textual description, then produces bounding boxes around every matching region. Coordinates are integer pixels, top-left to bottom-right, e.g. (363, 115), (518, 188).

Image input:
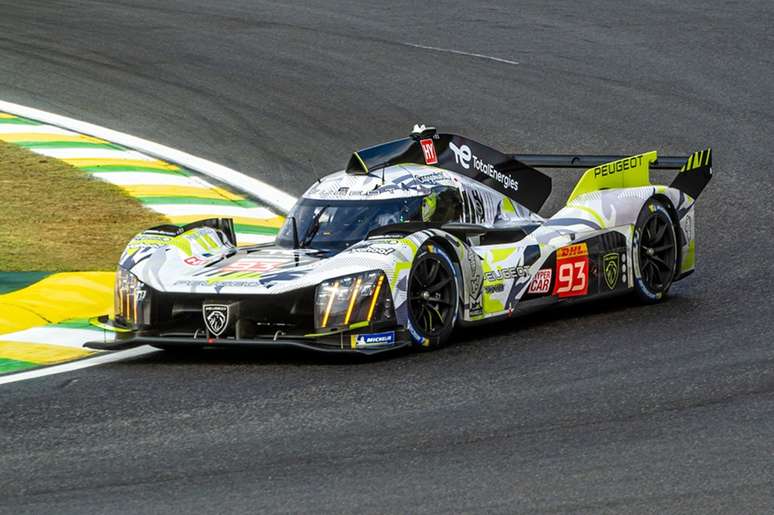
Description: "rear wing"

(512, 148), (713, 201)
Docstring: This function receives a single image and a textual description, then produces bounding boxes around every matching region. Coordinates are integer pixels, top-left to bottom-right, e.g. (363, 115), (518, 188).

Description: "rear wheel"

(633, 198), (678, 303)
(407, 244), (459, 349)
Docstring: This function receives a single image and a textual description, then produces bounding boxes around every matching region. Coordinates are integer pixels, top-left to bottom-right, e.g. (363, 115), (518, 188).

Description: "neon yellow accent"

(568, 151), (658, 203)
(0, 341), (93, 365)
(169, 236), (193, 256)
(0, 133), (107, 144)
(567, 204), (607, 229)
(88, 316), (132, 333)
(167, 215), (284, 228)
(390, 261), (411, 291)
(344, 277), (362, 324)
(682, 239), (696, 272)
(490, 247), (516, 263)
(655, 185), (667, 194)
(349, 321), (369, 330)
(367, 275), (384, 321)
(201, 233), (219, 251)
(501, 197), (517, 215)
(0, 113), (17, 119)
(0, 272), (114, 335)
(422, 194), (437, 221)
(399, 237), (418, 254)
(483, 295), (504, 314)
(321, 281), (339, 328)
(64, 158), (180, 170)
(354, 152), (368, 173)
(350, 335), (357, 349)
(680, 149), (712, 171)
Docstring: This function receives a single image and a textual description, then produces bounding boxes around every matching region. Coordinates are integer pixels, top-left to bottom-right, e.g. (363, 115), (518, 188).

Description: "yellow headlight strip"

(367, 274), (385, 321)
(321, 280), (340, 328)
(344, 277), (362, 325)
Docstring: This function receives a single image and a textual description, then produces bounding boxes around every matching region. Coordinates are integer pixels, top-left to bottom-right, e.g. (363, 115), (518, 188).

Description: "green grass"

(0, 140), (167, 271)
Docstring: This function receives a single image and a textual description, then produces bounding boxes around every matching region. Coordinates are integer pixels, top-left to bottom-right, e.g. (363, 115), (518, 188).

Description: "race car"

(90, 125), (712, 354)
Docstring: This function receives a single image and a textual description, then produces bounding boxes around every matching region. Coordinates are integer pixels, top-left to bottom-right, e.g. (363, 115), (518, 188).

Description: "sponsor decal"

(556, 243), (588, 259)
(484, 283), (504, 294)
(406, 320), (424, 343)
(484, 266), (530, 282)
(449, 142), (518, 192)
(184, 256), (207, 266)
(420, 138), (438, 165)
(553, 243), (589, 298)
(591, 155), (644, 178)
(350, 246), (396, 255)
(528, 269), (552, 294)
(416, 171), (446, 184)
(352, 331), (396, 349)
(221, 257), (285, 273)
(175, 279), (262, 288)
(202, 304), (230, 336)
(465, 251), (483, 305)
(603, 252), (620, 290)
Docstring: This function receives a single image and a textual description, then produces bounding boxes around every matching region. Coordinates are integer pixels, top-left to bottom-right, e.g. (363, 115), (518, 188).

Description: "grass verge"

(0, 140), (167, 271)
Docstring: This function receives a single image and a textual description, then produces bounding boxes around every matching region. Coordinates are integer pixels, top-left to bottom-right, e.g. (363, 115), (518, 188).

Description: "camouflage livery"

(98, 127), (711, 354)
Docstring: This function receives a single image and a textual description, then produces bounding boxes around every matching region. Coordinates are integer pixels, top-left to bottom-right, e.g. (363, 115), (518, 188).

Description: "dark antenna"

(290, 216), (299, 249)
(309, 159), (321, 183)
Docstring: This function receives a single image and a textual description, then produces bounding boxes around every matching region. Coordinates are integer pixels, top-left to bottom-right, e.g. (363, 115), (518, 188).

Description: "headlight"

(115, 267), (149, 329)
(314, 271), (394, 330)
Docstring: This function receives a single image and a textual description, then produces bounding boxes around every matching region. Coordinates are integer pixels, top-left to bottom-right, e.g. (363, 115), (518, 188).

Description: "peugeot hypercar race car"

(91, 125), (712, 354)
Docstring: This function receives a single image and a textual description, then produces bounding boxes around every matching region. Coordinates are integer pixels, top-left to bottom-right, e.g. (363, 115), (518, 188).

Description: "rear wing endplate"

(513, 148), (712, 200)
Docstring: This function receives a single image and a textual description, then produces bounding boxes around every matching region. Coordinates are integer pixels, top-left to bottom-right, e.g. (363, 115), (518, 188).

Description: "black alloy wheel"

(634, 199), (678, 302)
(407, 246), (458, 348)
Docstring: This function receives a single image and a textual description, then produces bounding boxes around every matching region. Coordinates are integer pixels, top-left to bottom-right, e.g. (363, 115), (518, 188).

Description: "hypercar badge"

(203, 304), (230, 337)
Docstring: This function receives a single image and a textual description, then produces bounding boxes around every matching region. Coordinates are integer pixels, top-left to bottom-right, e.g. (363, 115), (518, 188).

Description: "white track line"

(0, 124), (78, 135)
(0, 100), (296, 214)
(402, 42), (519, 66)
(92, 172), (209, 187)
(32, 148), (158, 161)
(0, 99), (298, 383)
(147, 204), (276, 218)
(0, 346), (158, 386)
(0, 327), (114, 349)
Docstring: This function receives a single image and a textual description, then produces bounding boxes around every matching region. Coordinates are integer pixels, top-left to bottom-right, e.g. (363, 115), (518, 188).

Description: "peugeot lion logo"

(203, 304), (230, 337)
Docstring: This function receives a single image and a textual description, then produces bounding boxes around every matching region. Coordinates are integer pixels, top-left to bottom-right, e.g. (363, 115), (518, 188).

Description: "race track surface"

(1, 1), (773, 512)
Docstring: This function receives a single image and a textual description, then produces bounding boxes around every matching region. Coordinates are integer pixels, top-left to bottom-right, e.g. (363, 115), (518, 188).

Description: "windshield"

(276, 197), (426, 253)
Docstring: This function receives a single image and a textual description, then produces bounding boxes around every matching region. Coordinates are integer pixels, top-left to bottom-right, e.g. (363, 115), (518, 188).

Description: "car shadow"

(121, 291), (691, 367)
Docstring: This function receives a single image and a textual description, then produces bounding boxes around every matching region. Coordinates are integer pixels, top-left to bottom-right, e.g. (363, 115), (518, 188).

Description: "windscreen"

(276, 197), (425, 253)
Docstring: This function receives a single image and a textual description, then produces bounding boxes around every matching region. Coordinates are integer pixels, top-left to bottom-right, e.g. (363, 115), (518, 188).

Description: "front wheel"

(406, 244), (459, 349)
(633, 198), (678, 303)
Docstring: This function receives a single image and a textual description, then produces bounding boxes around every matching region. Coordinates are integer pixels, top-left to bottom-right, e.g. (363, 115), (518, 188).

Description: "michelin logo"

(353, 331), (396, 349)
(449, 142), (518, 192)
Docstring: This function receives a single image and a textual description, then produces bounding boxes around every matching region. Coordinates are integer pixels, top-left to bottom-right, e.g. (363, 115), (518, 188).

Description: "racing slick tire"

(633, 198), (678, 303)
(406, 243), (460, 349)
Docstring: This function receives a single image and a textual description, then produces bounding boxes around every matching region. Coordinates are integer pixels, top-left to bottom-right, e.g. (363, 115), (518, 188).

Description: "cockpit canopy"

(276, 186), (462, 253)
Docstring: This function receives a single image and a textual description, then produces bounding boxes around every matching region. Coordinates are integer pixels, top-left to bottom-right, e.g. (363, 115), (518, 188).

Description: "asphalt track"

(1, 1), (773, 513)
